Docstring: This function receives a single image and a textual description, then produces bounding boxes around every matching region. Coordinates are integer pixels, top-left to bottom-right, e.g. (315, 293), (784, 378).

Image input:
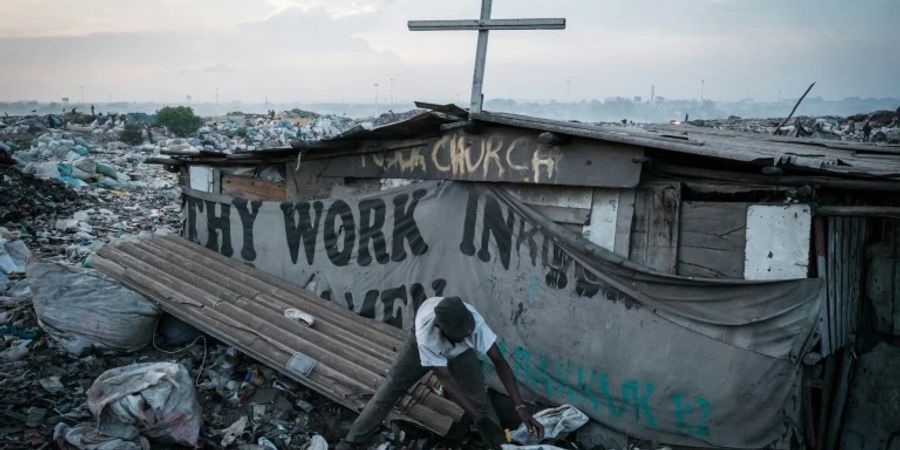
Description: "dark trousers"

(344, 335), (499, 444)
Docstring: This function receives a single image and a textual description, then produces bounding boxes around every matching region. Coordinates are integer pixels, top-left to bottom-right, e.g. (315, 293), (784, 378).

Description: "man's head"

(434, 296), (475, 343)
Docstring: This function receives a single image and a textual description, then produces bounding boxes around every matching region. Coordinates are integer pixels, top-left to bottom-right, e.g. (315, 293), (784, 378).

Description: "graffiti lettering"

(357, 199), (390, 266)
(185, 196), (205, 243)
(391, 189), (429, 261)
(364, 131), (562, 183)
(322, 279), (447, 330)
(205, 200), (233, 257)
(281, 201), (324, 265)
(460, 188), (614, 299)
(493, 340), (710, 437)
(233, 198), (262, 261)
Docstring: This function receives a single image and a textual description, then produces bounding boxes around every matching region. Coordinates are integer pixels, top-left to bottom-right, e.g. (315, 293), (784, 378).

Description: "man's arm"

(431, 366), (483, 420)
(487, 343), (545, 438)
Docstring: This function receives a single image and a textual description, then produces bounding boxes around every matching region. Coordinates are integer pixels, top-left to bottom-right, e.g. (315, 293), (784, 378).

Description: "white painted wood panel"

(582, 189), (617, 252)
(189, 166), (217, 193)
(744, 204), (811, 280)
(581, 188), (634, 257)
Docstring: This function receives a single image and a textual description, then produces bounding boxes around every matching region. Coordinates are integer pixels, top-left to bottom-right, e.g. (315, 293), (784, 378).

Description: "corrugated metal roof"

(92, 235), (463, 435)
(471, 111), (900, 179)
(161, 104), (900, 179)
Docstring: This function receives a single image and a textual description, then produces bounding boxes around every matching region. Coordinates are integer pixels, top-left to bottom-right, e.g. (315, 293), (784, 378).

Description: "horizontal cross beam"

(408, 18), (566, 31)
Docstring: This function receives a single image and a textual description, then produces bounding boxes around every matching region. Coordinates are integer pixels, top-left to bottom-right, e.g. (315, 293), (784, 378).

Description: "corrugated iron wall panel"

(820, 217), (867, 355)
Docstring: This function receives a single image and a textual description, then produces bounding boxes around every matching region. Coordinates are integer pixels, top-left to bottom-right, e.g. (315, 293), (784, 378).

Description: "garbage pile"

(0, 258), (366, 449)
(683, 108), (900, 143)
(188, 110), (360, 154)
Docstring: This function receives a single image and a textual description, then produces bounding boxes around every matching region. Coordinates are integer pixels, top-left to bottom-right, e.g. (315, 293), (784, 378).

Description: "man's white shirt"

(414, 297), (497, 367)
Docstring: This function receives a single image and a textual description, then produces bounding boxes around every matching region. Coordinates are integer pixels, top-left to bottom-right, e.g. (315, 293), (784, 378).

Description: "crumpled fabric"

(509, 404), (589, 446)
(86, 362), (202, 447)
(54, 422), (150, 450)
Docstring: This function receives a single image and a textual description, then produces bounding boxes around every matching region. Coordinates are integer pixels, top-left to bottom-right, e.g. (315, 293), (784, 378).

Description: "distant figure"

(684, 113), (689, 123)
(146, 124), (154, 144)
(90, 104), (96, 117)
(863, 121), (872, 142)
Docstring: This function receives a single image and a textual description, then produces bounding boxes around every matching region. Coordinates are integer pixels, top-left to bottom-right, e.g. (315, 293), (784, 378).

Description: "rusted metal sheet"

(92, 235), (463, 435)
(222, 174), (287, 201)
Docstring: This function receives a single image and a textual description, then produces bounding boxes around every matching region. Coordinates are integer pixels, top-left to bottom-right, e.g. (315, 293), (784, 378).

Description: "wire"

(151, 322), (209, 387)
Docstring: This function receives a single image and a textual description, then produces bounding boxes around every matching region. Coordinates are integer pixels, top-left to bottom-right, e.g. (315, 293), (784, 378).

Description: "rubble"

(681, 108), (900, 143)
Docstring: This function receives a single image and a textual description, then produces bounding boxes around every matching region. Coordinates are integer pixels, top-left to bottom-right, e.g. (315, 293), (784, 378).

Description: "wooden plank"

(222, 174), (287, 201)
(286, 163), (344, 201)
(308, 126), (643, 188)
(677, 202), (748, 279)
(509, 185), (593, 209)
(408, 18), (566, 31)
(629, 182), (681, 273)
(530, 204), (590, 225)
(744, 204), (811, 280)
(614, 189), (635, 258)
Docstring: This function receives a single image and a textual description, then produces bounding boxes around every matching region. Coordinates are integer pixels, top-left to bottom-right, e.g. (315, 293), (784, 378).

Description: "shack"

(149, 104), (900, 449)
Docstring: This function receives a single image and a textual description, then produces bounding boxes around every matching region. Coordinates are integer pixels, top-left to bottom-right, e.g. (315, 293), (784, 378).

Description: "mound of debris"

(0, 165), (83, 227)
(684, 108), (900, 143)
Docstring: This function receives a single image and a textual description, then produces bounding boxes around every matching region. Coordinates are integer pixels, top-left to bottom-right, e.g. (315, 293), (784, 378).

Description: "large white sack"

(86, 362), (202, 447)
(28, 262), (159, 355)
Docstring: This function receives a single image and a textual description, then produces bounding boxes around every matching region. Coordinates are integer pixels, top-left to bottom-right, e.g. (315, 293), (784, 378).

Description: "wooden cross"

(409, 0), (565, 114)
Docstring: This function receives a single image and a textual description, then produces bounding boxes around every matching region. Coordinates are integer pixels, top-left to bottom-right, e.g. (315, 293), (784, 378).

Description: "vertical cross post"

(409, 1), (565, 116)
(470, 0), (492, 114)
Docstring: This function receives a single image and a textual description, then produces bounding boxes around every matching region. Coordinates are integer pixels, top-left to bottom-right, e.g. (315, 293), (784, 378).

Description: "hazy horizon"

(2, 0), (898, 105)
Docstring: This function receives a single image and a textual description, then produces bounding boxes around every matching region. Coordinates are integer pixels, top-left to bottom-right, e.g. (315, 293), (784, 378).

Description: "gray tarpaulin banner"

(183, 180), (823, 448)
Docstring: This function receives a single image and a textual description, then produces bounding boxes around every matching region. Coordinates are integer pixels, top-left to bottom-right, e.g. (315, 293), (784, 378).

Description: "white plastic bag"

(86, 362), (202, 447)
(509, 404), (589, 445)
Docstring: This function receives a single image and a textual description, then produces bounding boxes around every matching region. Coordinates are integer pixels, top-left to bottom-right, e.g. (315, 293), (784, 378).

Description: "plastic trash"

(96, 163), (118, 180)
(258, 436), (280, 450)
(0, 238), (30, 275)
(54, 422), (150, 450)
(302, 435), (328, 450)
(86, 362), (202, 447)
(29, 262), (160, 355)
(59, 175), (88, 187)
(284, 308), (315, 327)
(508, 404), (589, 445)
(221, 416), (248, 447)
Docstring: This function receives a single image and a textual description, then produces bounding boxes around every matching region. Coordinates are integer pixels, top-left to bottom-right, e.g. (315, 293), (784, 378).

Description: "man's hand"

(516, 406), (544, 439)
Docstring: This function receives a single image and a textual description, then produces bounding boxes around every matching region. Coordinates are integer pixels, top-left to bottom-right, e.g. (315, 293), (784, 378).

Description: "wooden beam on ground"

(814, 206), (900, 217)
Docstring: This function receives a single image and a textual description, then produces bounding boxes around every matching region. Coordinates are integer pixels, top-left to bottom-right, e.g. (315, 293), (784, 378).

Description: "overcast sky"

(1, 0), (898, 104)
